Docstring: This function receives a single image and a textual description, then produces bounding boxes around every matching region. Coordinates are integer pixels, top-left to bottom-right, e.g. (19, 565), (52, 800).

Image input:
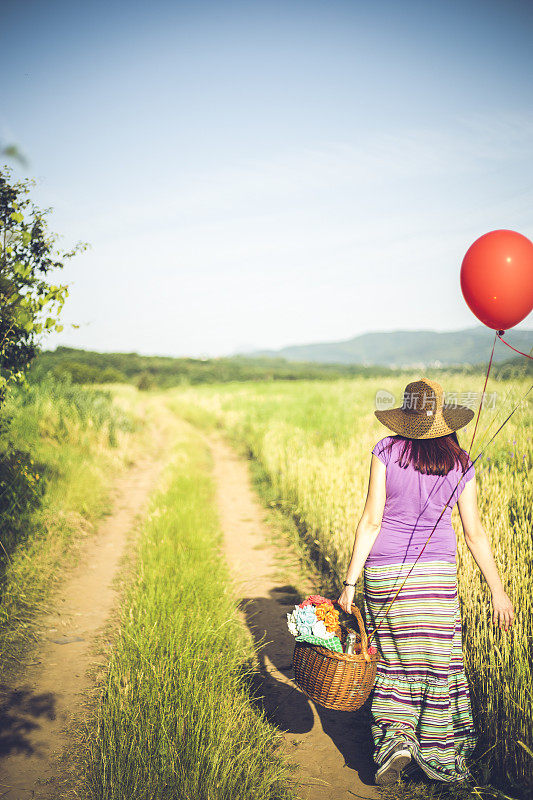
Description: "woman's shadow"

(239, 587), (377, 787)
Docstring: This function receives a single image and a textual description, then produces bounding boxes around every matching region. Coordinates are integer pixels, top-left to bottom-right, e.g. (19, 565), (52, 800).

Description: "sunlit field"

(167, 373), (532, 792)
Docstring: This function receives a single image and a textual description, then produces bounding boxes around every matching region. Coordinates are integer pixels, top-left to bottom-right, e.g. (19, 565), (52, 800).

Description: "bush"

(136, 371), (155, 391)
(99, 367), (127, 383)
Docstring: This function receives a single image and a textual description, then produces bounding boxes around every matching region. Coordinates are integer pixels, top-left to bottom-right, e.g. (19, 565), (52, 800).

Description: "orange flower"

(314, 603), (339, 631)
(323, 609), (339, 632)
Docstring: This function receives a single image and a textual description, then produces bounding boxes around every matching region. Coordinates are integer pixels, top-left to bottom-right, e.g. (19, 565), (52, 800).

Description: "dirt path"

(208, 432), (380, 800)
(0, 407), (174, 799)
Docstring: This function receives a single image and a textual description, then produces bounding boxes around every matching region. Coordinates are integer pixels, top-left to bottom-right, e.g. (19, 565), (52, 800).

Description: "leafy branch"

(0, 165), (88, 404)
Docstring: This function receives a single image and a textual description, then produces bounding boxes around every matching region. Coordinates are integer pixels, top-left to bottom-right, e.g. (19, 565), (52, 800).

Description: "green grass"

(79, 420), (296, 800)
(377, 777), (522, 800)
(0, 374), (135, 672)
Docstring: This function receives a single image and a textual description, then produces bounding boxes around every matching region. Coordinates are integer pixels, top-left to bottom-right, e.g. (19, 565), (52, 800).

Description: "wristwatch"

(343, 580), (356, 587)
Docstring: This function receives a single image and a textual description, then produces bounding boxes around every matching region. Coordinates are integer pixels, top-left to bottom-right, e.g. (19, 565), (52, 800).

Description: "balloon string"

(466, 331), (497, 459)
(496, 331), (533, 361)
(470, 331), (532, 456)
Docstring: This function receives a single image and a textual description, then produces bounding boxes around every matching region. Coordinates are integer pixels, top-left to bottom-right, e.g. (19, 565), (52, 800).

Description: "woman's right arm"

(337, 453), (386, 613)
(457, 477), (515, 631)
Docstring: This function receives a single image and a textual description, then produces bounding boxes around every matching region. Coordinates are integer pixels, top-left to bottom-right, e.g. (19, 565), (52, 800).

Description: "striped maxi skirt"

(363, 560), (477, 783)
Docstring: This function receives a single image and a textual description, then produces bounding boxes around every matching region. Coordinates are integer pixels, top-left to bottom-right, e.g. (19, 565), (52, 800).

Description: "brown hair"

(383, 432), (471, 476)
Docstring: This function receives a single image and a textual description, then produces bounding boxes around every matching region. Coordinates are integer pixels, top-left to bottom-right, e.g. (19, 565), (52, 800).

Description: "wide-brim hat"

(374, 378), (475, 439)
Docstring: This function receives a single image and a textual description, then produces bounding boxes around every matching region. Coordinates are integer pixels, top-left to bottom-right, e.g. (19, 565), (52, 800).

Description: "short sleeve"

(454, 456), (475, 503)
(464, 457), (475, 482)
(372, 436), (392, 466)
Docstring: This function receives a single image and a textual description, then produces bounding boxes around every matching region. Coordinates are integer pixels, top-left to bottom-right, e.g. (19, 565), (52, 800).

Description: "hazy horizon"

(36, 322), (532, 361)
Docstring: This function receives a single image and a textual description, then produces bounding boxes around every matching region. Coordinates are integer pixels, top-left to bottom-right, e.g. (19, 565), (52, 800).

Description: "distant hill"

(28, 329), (531, 388)
(28, 346), (398, 387)
(246, 326), (533, 368)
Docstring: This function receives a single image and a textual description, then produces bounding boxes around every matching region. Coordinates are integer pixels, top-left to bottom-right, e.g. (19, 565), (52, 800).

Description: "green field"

(0, 371), (530, 797)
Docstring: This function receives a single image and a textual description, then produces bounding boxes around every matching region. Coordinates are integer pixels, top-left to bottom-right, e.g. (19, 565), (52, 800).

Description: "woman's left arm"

(457, 477), (515, 631)
(337, 453), (386, 613)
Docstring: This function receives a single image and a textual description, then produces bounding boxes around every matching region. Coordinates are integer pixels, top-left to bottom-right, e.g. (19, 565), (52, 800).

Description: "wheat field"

(168, 373), (532, 791)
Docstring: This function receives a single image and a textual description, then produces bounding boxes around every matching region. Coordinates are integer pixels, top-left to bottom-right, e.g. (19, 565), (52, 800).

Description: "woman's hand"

(337, 584), (356, 614)
(491, 590), (515, 631)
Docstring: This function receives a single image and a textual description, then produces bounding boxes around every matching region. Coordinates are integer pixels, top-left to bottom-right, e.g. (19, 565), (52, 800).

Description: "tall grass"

(0, 375), (134, 668)
(167, 374), (532, 793)
(80, 420), (296, 800)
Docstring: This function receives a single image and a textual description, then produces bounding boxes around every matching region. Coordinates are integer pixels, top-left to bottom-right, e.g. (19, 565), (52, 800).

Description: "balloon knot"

(497, 330), (505, 336)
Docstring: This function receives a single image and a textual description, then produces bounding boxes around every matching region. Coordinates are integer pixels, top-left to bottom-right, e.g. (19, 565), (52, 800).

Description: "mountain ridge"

(242, 325), (532, 367)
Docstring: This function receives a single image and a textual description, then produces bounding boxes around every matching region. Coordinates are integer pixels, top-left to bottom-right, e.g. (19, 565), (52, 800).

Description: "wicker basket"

(292, 604), (379, 711)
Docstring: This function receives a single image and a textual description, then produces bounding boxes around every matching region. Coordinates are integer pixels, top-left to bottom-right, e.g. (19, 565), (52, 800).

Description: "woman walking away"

(337, 378), (514, 787)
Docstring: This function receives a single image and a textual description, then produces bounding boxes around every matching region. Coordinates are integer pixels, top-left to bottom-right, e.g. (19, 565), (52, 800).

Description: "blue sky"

(1, 0), (532, 357)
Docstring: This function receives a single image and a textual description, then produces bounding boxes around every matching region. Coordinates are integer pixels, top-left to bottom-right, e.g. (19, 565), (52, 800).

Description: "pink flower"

(307, 595), (333, 607)
(368, 645), (377, 655)
(298, 599), (314, 608)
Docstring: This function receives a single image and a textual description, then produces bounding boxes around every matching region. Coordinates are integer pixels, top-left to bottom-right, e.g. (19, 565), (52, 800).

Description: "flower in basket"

(315, 603), (339, 632)
(310, 620), (334, 638)
(286, 604), (337, 638)
(286, 604), (318, 637)
(286, 596), (342, 653)
(368, 645), (377, 656)
(323, 609), (339, 632)
(307, 595), (333, 607)
(287, 616), (299, 636)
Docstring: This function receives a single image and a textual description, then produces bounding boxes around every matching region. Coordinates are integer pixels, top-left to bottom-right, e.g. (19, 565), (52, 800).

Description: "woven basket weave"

(292, 604), (378, 711)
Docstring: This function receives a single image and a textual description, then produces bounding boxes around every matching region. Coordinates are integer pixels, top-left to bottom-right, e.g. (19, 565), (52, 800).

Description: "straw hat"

(374, 378), (475, 439)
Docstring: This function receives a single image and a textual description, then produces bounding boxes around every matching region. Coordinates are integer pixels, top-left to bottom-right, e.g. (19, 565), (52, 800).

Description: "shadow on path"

(240, 589), (378, 788)
(0, 684), (56, 759)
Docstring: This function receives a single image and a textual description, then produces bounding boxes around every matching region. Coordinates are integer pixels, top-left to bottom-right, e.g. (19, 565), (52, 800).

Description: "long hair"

(382, 432), (470, 476)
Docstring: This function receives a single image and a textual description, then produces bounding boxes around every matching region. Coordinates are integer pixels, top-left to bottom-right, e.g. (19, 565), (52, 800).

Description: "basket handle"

(345, 604), (371, 662)
(344, 603), (372, 661)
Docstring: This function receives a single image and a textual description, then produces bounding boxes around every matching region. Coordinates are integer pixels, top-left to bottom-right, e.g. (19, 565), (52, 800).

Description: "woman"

(337, 378), (514, 787)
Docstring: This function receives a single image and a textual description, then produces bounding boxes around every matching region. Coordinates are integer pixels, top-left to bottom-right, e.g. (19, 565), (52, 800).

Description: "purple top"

(366, 435), (475, 566)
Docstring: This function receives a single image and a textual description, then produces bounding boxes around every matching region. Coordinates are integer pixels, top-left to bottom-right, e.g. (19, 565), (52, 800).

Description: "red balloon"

(460, 229), (533, 330)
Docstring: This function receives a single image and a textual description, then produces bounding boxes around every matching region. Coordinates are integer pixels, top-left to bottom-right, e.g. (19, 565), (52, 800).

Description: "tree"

(0, 165), (87, 403)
